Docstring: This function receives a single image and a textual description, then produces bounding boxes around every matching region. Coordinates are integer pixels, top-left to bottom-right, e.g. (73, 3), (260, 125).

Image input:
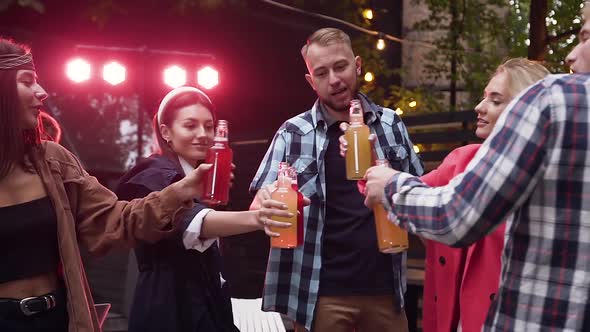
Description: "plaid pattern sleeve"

(383, 73), (590, 331)
(249, 128), (287, 193)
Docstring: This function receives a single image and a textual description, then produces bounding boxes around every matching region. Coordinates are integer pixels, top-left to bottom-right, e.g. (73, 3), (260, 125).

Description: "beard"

(321, 86), (360, 113)
(323, 98), (349, 113)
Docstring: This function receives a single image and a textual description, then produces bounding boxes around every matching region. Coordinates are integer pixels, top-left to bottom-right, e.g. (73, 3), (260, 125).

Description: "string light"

(362, 9), (374, 20)
(409, 101), (417, 108)
(376, 38), (386, 50)
(364, 72), (374, 82)
(395, 108), (404, 115)
(260, 0), (496, 56)
(413, 145), (420, 153)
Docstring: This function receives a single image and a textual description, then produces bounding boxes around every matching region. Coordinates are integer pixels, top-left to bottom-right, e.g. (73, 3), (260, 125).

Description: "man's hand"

(253, 183), (311, 237)
(363, 165), (400, 208)
(338, 122), (377, 158)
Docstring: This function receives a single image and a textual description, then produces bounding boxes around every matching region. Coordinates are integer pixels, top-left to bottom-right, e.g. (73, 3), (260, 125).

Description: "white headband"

(157, 86), (213, 125)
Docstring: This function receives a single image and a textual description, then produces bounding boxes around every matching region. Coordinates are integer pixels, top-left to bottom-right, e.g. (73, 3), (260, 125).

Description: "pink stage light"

(66, 58), (91, 83)
(163, 65), (187, 88)
(103, 61), (126, 85)
(197, 66), (219, 90)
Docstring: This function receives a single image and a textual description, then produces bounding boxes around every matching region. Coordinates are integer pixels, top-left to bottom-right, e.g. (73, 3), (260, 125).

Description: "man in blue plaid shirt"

(250, 28), (423, 331)
(362, 6), (590, 331)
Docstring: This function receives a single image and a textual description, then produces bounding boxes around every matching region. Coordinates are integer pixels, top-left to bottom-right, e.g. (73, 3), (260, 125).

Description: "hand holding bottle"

(254, 182), (310, 238)
(174, 163), (213, 204)
(369, 159), (408, 253)
(344, 100), (373, 180)
(363, 164), (400, 208)
(338, 121), (377, 159)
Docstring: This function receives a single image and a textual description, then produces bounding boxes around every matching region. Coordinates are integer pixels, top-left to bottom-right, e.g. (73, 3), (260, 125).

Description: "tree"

(50, 92), (152, 171)
(407, 0), (513, 113)
(510, 0), (583, 72)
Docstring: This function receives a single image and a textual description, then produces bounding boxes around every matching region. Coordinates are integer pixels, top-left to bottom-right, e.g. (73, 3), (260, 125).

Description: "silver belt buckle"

(19, 294), (56, 316)
(19, 296), (40, 316)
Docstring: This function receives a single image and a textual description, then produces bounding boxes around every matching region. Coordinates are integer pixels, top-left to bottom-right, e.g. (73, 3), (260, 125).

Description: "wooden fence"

(403, 110), (482, 170)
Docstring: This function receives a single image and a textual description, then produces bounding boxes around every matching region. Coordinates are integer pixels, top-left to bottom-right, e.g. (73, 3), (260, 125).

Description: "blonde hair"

(494, 58), (550, 98)
(301, 28), (352, 61)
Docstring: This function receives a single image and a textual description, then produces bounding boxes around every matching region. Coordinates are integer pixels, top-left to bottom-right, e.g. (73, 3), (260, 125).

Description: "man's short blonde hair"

(583, 2), (590, 20)
(301, 28), (352, 62)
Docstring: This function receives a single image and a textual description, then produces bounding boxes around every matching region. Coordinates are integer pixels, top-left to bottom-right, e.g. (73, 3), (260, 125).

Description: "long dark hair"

(152, 89), (216, 164)
(0, 38), (40, 181)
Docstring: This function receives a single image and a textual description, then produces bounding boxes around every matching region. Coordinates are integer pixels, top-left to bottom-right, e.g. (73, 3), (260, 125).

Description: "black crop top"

(0, 196), (59, 284)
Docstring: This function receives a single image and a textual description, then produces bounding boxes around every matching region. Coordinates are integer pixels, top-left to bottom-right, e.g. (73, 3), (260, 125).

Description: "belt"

(0, 291), (61, 317)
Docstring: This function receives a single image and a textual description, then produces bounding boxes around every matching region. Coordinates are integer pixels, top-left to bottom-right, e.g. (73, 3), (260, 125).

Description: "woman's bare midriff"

(0, 166), (59, 299)
(0, 272), (59, 299)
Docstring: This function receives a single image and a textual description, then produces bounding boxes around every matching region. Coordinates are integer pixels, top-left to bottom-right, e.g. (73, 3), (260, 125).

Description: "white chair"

(231, 298), (286, 332)
(94, 303), (111, 329)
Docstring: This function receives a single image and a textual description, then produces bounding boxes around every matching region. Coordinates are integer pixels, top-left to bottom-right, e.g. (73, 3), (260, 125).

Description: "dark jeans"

(0, 290), (68, 332)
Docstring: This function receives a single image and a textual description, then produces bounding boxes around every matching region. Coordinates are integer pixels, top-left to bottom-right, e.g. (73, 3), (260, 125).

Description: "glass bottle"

(201, 120), (233, 206)
(345, 99), (372, 180)
(372, 159), (409, 253)
(288, 166), (304, 246)
(270, 164), (298, 248)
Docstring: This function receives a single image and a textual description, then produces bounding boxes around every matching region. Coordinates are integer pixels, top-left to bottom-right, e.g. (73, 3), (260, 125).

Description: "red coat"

(420, 144), (505, 332)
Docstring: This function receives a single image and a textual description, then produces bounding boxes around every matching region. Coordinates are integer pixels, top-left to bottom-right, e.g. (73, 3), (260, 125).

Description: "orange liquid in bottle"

(373, 204), (409, 253)
(270, 175), (298, 248)
(345, 124), (372, 180)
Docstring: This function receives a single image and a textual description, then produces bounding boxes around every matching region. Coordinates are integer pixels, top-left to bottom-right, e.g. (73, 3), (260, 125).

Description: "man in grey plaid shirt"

(362, 4), (590, 331)
(250, 28), (422, 331)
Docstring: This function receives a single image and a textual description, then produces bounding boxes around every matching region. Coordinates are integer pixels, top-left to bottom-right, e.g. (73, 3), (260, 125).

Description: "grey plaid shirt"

(384, 74), (590, 331)
(250, 94), (423, 329)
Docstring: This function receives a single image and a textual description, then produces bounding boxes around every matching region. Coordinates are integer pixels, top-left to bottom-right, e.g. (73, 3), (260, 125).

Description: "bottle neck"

(349, 115), (365, 126)
(213, 124), (229, 145)
(215, 126), (228, 139)
(277, 173), (292, 190)
(349, 99), (364, 125)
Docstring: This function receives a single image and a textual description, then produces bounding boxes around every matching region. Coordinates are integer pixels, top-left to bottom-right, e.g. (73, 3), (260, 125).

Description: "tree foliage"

(403, 0), (510, 113)
(50, 93), (152, 171)
(381, 0), (583, 114)
(509, 0), (583, 72)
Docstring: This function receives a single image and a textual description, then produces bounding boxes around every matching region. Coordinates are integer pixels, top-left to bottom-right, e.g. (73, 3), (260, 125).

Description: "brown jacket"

(33, 141), (190, 332)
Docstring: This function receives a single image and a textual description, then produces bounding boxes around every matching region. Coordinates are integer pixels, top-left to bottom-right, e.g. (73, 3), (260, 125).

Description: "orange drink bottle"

(288, 166), (304, 246)
(373, 159), (409, 253)
(270, 163), (298, 248)
(201, 120), (233, 206)
(345, 99), (372, 180)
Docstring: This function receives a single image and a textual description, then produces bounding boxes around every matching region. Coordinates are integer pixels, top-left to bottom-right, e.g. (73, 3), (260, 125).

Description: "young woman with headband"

(116, 86), (296, 332)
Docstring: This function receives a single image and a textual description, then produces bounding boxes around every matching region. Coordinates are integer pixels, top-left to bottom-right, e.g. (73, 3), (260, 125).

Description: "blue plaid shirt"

(250, 94), (423, 329)
(384, 74), (590, 331)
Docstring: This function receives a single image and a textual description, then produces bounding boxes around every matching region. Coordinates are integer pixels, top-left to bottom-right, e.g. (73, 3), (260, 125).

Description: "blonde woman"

(418, 58), (550, 332)
(340, 57), (549, 332)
